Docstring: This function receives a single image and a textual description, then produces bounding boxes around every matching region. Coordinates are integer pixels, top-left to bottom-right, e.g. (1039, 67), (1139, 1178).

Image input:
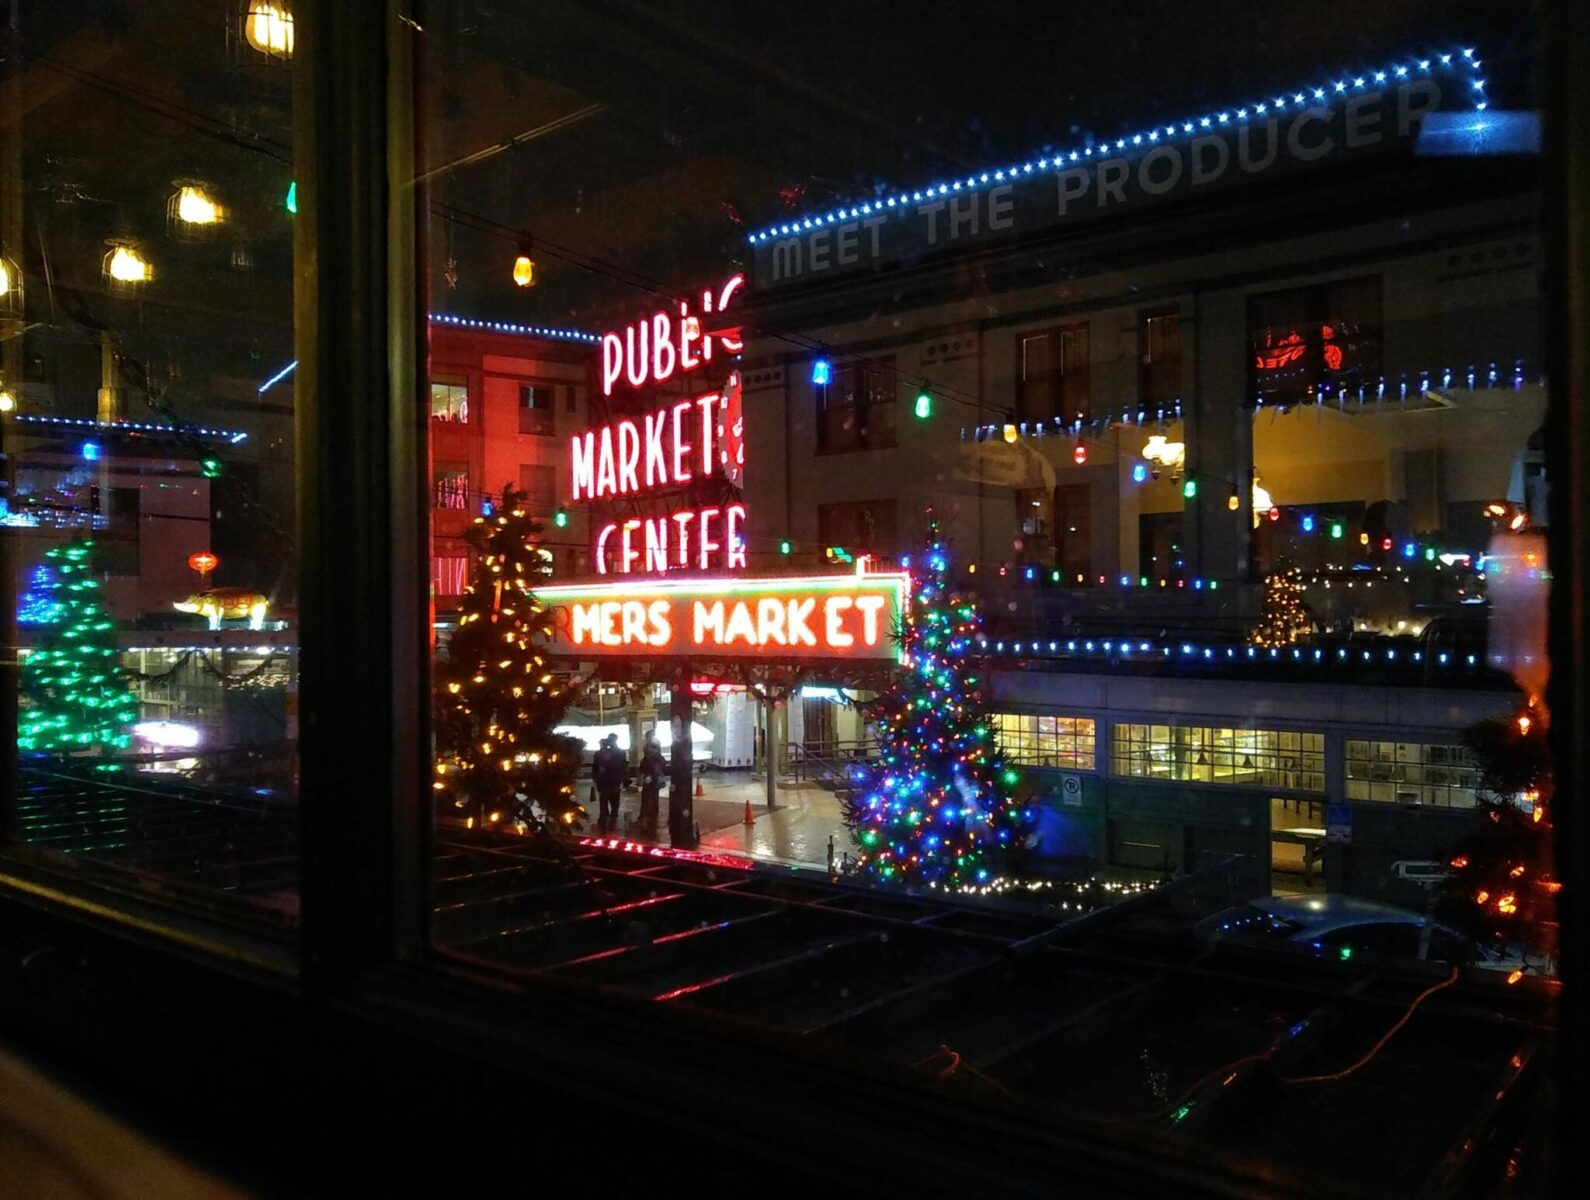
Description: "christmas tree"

(433, 485), (583, 833)
(1438, 701), (1558, 973)
(1250, 566), (1311, 647)
(18, 539), (140, 755)
(846, 519), (1032, 888)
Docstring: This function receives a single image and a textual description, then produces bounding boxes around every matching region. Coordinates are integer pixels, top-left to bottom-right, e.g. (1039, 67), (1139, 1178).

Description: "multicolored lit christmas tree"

(433, 485), (583, 833)
(18, 540), (139, 755)
(1250, 566), (1311, 647)
(846, 518), (1032, 888)
(1438, 700), (1558, 974)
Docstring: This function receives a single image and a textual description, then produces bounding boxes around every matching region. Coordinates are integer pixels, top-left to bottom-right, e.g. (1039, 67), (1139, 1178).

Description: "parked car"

(1194, 893), (1527, 971)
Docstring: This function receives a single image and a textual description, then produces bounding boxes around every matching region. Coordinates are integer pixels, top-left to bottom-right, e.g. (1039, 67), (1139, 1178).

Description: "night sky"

(431, 0), (1539, 323)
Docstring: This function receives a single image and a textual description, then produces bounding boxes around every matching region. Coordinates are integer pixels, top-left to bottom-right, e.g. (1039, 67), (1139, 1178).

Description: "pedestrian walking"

(592, 733), (627, 833)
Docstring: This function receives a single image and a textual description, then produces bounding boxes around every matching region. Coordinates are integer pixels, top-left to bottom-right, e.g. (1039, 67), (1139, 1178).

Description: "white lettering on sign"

(762, 80), (1445, 284)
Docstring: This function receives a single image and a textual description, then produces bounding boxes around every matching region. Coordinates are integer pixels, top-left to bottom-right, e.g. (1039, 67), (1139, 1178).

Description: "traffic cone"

(695, 775), (705, 798)
(743, 798), (756, 825)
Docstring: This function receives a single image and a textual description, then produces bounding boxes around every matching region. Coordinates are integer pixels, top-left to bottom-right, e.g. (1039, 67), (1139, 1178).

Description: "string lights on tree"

(433, 485), (583, 833)
(1250, 566), (1312, 647)
(845, 515), (1033, 888)
(17, 540), (140, 756)
(1438, 699), (1558, 978)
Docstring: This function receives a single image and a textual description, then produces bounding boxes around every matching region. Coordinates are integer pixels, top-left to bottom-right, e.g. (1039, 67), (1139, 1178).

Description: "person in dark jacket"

(638, 732), (666, 825)
(592, 734), (627, 833)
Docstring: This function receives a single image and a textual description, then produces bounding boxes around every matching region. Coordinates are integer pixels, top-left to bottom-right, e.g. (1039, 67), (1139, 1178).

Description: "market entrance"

(539, 569), (905, 853)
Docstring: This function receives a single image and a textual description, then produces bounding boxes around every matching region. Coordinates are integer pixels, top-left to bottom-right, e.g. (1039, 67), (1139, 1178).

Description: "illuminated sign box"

(538, 571), (909, 662)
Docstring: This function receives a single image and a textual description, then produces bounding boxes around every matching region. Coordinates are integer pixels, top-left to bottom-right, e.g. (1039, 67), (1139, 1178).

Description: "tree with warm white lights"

(18, 539), (140, 756)
(845, 519), (1032, 888)
(434, 486), (583, 833)
(1250, 566), (1312, 648)
(1438, 704), (1558, 971)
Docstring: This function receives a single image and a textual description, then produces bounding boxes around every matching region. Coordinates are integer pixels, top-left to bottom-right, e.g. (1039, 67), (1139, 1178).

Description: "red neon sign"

(593, 503), (747, 575)
(599, 273), (744, 397)
(572, 391), (727, 502)
(538, 571), (908, 662)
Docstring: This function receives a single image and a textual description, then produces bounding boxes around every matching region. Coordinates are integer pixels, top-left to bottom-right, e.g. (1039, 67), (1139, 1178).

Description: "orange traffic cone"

(695, 775), (705, 798)
(743, 798), (756, 825)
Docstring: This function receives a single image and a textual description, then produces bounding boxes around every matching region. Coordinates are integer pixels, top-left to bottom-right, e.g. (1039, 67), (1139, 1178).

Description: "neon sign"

(538, 570), (908, 661)
(592, 503), (747, 574)
(572, 392), (724, 501)
(599, 273), (744, 396)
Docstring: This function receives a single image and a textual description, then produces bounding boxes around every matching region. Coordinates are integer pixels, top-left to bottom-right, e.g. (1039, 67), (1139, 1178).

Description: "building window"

(992, 713), (1095, 771)
(1138, 511), (1184, 579)
(1017, 324), (1090, 421)
(817, 356), (897, 452)
(1345, 740), (1480, 808)
(1139, 308), (1181, 405)
(1111, 724), (1325, 792)
(432, 462), (470, 510)
(519, 384), (554, 436)
(430, 376), (469, 423)
(432, 553), (468, 597)
(518, 463), (556, 516)
(1250, 275), (1382, 406)
(817, 499), (897, 557)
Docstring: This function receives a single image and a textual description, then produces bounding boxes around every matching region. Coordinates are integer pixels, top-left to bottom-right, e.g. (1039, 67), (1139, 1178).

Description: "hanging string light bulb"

(168, 181), (225, 239)
(511, 239), (537, 288)
(0, 248), (20, 317)
(103, 241), (153, 291)
(243, 2), (295, 59)
(914, 387), (933, 420)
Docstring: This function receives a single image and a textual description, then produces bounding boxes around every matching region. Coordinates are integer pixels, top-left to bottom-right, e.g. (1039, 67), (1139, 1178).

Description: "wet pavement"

(580, 773), (849, 869)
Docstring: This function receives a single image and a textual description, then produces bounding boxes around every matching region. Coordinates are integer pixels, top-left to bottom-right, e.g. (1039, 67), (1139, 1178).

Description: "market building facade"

(731, 54), (1541, 904)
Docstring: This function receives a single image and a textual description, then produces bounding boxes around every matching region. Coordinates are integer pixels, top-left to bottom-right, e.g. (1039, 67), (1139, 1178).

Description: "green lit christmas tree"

(433, 485), (583, 833)
(18, 539), (139, 755)
(845, 518), (1032, 888)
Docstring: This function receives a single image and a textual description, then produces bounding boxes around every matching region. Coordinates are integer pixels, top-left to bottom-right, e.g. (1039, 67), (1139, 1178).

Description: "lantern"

(188, 551), (219, 578)
(243, 2), (294, 59)
(1002, 424), (1018, 444)
(0, 385), (15, 414)
(1072, 442), (1087, 465)
(0, 249), (20, 319)
(103, 242), (153, 290)
(169, 183), (224, 235)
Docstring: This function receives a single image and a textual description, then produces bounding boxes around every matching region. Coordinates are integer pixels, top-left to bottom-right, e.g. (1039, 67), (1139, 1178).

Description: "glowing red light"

(1073, 443), (1087, 465)
(1268, 507), (1280, 522)
(187, 551), (219, 576)
(1323, 343), (1344, 371)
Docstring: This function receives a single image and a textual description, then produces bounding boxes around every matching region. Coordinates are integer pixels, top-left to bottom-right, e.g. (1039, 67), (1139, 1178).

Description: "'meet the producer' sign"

(752, 76), (1449, 290)
(537, 571), (909, 662)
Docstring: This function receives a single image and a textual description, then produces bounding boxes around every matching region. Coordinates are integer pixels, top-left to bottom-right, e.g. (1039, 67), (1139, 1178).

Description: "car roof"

(1250, 893), (1429, 934)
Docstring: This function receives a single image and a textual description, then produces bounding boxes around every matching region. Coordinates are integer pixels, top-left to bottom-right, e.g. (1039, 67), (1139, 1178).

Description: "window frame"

(1017, 322), (1091, 422)
(0, 5), (1584, 1196)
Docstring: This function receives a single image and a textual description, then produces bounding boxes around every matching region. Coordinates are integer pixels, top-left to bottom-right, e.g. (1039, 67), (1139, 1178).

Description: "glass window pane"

(4, 1), (299, 929)
(407, 10), (1556, 1193)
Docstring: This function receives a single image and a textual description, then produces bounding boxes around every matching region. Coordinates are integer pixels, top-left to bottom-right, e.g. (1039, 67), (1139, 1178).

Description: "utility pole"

(668, 668), (695, 847)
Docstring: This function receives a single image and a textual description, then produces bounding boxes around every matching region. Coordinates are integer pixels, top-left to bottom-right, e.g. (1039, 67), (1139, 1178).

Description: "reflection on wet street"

(579, 775), (848, 869)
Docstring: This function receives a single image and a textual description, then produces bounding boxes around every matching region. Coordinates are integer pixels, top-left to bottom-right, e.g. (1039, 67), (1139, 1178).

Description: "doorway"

(1269, 796), (1326, 893)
